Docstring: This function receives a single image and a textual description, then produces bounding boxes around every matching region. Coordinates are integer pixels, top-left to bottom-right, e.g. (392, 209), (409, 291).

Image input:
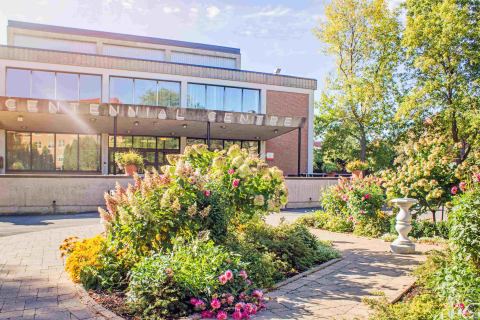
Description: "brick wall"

(266, 90), (309, 176)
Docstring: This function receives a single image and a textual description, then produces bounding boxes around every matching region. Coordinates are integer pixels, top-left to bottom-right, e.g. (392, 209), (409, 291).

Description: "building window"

(6, 68), (101, 102)
(108, 135), (180, 174)
(6, 131), (100, 172)
(187, 84), (260, 113)
(110, 77), (180, 107)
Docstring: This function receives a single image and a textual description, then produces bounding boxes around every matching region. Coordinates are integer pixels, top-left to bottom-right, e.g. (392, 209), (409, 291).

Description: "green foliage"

(321, 162), (343, 173)
(410, 218), (450, 239)
(127, 237), (248, 319)
(313, 0), (404, 162)
(227, 220), (341, 288)
(114, 149), (144, 167)
(345, 160), (369, 172)
(449, 181), (480, 270)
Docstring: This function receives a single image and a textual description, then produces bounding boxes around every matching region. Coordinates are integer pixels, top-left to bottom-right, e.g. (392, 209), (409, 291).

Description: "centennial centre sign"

(0, 97), (306, 128)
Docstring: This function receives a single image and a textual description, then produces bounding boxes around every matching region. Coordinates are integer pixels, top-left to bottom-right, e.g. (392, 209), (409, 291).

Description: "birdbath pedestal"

(391, 198), (418, 254)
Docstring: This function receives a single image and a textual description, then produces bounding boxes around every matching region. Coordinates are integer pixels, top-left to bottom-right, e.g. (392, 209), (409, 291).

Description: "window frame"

(5, 67), (103, 101)
(5, 130), (102, 173)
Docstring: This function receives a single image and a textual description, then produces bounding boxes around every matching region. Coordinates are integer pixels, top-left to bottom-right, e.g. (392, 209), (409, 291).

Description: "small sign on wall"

(266, 152), (274, 161)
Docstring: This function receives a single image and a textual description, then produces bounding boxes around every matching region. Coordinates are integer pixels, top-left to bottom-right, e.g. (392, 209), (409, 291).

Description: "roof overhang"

(0, 97), (306, 141)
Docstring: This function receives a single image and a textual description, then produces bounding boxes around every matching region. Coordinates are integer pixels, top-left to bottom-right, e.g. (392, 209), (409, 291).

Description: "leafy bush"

(449, 180), (480, 270)
(99, 144), (288, 257)
(226, 220), (341, 288)
(321, 162), (343, 173)
(345, 160), (369, 171)
(410, 218), (450, 239)
(127, 236), (264, 319)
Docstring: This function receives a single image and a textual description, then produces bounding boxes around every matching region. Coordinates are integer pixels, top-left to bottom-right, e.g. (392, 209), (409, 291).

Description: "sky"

(0, 0), (402, 101)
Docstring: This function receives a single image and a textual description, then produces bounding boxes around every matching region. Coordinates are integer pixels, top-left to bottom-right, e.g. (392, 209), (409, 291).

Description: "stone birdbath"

(391, 198), (418, 254)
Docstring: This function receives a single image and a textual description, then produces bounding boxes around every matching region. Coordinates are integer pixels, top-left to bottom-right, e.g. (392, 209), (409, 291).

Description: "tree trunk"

(360, 131), (367, 162)
(431, 209), (436, 224)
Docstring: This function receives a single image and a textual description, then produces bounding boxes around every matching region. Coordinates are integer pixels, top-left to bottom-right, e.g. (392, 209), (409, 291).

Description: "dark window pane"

(187, 138), (205, 146)
(32, 133), (55, 170)
(56, 134), (78, 170)
(109, 136), (114, 148)
(209, 139), (223, 151)
(157, 137), (165, 149)
(225, 87), (242, 112)
(110, 77), (133, 104)
(187, 84), (206, 109)
(80, 75), (102, 102)
(32, 71), (55, 99)
(56, 73), (79, 101)
(242, 141), (259, 155)
(243, 89), (260, 113)
(7, 69), (31, 98)
(165, 138), (179, 149)
(206, 85), (224, 111)
(157, 152), (165, 165)
(224, 140), (241, 151)
(158, 81), (180, 107)
(134, 136), (155, 149)
(79, 135), (100, 171)
(145, 152), (155, 163)
(7, 132), (31, 170)
(135, 79), (157, 106)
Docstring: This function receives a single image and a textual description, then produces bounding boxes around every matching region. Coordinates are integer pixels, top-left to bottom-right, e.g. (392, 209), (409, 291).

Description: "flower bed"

(60, 144), (340, 319)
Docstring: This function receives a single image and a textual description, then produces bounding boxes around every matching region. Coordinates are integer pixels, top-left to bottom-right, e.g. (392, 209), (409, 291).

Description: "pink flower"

(365, 194), (370, 199)
(190, 298), (198, 305)
(235, 302), (245, 311)
(232, 311), (243, 320)
(227, 295), (234, 304)
(188, 177), (196, 184)
(207, 167), (211, 173)
(245, 303), (256, 314)
(354, 221), (359, 226)
(204, 190), (211, 196)
(350, 187), (354, 190)
(233, 179), (240, 187)
(219, 274), (228, 283)
(168, 272), (174, 277)
(260, 302), (266, 309)
(342, 196), (348, 202)
(347, 216), (354, 222)
(241, 312), (250, 319)
(459, 303), (465, 311)
(211, 299), (221, 309)
(201, 310), (215, 318)
(360, 210), (364, 214)
(252, 289), (263, 298)
(166, 268), (172, 274)
(225, 270), (233, 280)
(228, 168), (235, 175)
(245, 279), (251, 285)
(459, 182), (466, 191)
(196, 300), (206, 310)
(360, 184), (365, 188)
(238, 270), (248, 279)
(451, 186), (458, 195)
(463, 310), (469, 317)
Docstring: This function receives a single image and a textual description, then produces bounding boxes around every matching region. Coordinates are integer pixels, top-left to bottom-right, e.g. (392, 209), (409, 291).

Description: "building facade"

(0, 20), (316, 177)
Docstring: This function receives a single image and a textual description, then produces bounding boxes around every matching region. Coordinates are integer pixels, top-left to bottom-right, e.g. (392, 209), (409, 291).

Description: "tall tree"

(400, 0), (480, 162)
(313, 0), (404, 164)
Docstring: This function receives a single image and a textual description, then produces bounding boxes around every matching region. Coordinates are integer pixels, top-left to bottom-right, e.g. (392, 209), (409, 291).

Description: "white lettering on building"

(176, 109), (185, 120)
(109, 105), (118, 116)
(158, 109), (167, 119)
(224, 113), (233, 123)
(49, 101), (58, 114)
(208, 112), (216, 122)
(128, 106), (136, 118)
(89, 104), (100, 116)
(5, 99), (16, 111)
(70, 103), (79, 114)
(240, 114), (249, 124)
(269, 116), (278, 126)
(284, 117), (292, 127)
(27, 100), (39, 113)
(255, 115), (263, 125)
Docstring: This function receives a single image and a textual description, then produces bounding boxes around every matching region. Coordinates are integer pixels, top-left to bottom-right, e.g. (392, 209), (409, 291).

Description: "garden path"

(0, 216), (440, 320)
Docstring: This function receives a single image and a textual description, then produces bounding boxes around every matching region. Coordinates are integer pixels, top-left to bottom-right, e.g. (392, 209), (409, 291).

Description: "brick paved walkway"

(0, 223), (439, 320)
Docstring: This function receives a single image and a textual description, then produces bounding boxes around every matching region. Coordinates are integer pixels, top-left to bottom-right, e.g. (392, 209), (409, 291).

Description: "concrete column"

(391, 198), (418, 254)
(180, 81), (188, 109)
(165, 49), (172, 62)
(180, 136), (187, 154)
(260, 89), (267, 114)
(260, 141), (266, 161)
(102, 72), (110, 104)
(307, 91), (314, 174)
(101, 133), (109, 175)
(0, 129), (5, 174)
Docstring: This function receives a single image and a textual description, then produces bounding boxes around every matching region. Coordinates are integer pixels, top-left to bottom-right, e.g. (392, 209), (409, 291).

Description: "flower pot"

(326, 172), (336, 177)
(352, 170), (362, 177)
(124, 164), (138, 176)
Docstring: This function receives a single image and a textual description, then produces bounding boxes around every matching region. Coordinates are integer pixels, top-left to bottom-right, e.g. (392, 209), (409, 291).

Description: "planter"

(124, 164), (138, 176)
(352, 170), (362, 177)
(326, 172), (336, 177)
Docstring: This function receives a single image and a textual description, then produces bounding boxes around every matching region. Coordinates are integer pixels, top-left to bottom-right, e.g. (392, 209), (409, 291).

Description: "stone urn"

(391, 198), (418, 254)
(124, 164), (138, 176)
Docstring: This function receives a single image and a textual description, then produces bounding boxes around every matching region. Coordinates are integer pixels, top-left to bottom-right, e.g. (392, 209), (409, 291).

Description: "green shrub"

(127, 236), (250, 319)
(227, 220), (341, 288)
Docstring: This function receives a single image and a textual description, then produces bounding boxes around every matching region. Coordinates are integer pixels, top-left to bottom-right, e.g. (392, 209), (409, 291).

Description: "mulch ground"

(89, 290), (139, 320)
